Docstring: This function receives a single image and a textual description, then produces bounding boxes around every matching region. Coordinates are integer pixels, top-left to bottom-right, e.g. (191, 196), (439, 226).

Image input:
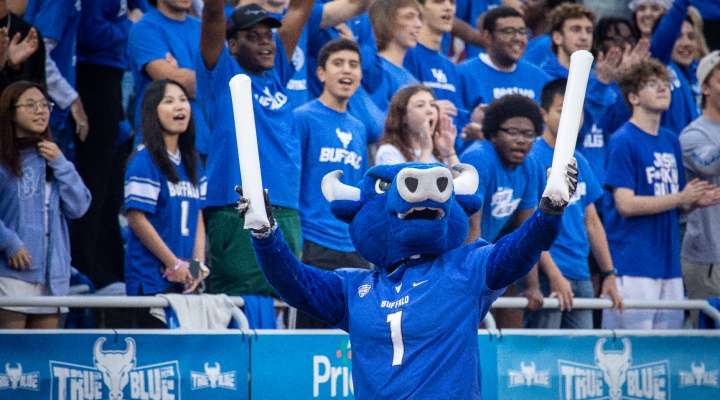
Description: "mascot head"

(322, 162), (482, 272)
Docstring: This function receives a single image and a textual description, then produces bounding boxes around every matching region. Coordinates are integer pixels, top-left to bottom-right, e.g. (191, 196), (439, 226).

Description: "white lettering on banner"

(50, 337), (181, 400)
(255, 87), (288, 110)
(381, 296), (409, 309)
(508, 361), (551, 388)
(190, 362), (237, 390)
(0, 363), (40, 391)
(312, 340), (353, 398)
(318, 148), (363, 170)
(678, 362), (719, 388)
(493, 87), (535, 100)
(645, 152), (680, 196)
(490, 187), (520, 218)
(558, 338), (669, 400)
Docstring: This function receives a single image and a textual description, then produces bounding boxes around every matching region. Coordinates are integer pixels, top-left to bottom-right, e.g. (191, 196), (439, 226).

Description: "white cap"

(697, 50), (720, 85)
(628, 0), (672, 12)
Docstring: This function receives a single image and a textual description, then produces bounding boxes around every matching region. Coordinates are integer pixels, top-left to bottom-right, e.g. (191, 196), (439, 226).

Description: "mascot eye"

(375, 179), (391, 194)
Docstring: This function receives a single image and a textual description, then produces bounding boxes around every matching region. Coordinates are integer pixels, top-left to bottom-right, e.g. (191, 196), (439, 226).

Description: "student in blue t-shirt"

(294, 39), (371, 329)
(363, 0), (421, 112)
(602, 59), (719, 330)
(459, 94), (547, 327)
(525, 79), (623, 330)
(24, 0), (89, 160)
(456, 7), (549, 117)
(198, 0), (313, 328)
(522, 0), (573, 67)
(127, 0), (212, 157)
(124, 80), (207, 328)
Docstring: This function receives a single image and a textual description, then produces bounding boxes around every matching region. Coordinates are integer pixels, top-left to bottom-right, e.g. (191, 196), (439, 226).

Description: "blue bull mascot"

(238, 161), (577, 399)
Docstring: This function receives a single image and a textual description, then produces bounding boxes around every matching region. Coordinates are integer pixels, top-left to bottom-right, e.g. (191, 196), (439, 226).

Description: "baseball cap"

(697, 50), (720, 85)
(226, 4), (282, 39)
(628, 0), (672, 12)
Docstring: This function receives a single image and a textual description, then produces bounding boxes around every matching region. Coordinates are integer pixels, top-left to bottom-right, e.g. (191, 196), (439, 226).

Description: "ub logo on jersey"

(313, 340), (354, 398)
(190, 362), (237, 390)
(0, 363), (40, 391)
(490, 187), (521, 218)
(50, 337), (180, 400)
(679, 362), (719, 388)
(255, 86), (288, 110)
(558, 338), (669, 400)
(431, 68), (448, 84)
(508, 361), (550, 388)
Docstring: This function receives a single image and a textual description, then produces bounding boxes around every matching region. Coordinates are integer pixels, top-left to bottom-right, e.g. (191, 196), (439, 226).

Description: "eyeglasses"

(494, 27), (528, 37)
(639, 81), (673, 92)
(14, 100), (54, 113)
(498, 127), (536, 140)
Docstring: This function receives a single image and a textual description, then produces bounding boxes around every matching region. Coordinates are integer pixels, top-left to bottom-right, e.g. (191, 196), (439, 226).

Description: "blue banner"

(496, 333), (720, 400)
(0, 331), (249, 400)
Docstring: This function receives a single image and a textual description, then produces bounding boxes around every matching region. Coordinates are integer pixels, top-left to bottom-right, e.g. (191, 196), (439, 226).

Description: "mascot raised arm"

(238, 161), (576, 399)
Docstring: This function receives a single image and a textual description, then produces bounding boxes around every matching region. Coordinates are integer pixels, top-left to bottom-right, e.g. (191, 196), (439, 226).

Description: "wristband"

(162, 259), (187, 278)
(600, 268), (617, 278)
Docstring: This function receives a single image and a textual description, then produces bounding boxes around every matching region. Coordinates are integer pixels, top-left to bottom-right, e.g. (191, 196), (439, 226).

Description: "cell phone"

(185, 259), (201, 279)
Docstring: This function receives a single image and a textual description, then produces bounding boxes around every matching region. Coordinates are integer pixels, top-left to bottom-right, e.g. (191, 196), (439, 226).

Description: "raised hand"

(7, 28), (39, 70)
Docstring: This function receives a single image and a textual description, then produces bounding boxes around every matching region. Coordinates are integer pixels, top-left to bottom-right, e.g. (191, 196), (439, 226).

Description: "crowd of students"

(1, 0), (719, 331)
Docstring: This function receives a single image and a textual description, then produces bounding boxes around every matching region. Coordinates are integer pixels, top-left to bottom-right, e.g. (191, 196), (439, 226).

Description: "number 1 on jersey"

(386, 310), (404, 366)
(180, 200), (190, 236)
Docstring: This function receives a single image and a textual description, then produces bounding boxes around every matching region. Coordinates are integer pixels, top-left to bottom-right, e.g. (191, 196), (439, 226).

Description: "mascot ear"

(455, 194), (482, 217)
(330, 200), (363, 223)
(322, 170), (363, 224)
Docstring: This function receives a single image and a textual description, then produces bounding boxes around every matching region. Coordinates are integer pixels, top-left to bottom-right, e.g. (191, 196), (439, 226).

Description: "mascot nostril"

(437, 177), (448, 192)
(405, 177), (418, 193)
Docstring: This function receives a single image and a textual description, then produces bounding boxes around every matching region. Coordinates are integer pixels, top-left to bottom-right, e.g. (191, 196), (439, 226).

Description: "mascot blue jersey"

(251, 162), (562, 399)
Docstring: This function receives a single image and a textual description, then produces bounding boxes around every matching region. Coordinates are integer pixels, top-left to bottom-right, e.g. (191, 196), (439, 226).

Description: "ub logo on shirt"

(679, 362), (719, 388)
(491, 187), (521, 218)
(645, 152), (679, 196)
(255, 87), (288, 110)
(583, 124), (604, 149)
(431, 68), (448, 84)
(318, 128), (363, 169)
(0, 363), (40, 391)
(507, 361), (550, 388)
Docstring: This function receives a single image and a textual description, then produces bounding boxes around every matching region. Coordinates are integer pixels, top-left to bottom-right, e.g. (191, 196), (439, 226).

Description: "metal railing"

(1, 296), (718, 330)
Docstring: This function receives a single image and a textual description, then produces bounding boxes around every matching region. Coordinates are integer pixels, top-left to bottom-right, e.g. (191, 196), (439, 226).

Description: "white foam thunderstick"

(229, 74), (270, 230)
(542, 50), (594, 206)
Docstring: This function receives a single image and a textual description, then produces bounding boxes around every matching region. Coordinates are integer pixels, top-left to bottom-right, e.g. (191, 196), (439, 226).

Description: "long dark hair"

(0, 81), (53, 177)
(139, 79), (198, 185)
(380, 84), (441, 162)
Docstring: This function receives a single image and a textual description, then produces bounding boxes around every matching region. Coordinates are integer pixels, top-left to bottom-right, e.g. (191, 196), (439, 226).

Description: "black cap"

(226, 4), (282, 39)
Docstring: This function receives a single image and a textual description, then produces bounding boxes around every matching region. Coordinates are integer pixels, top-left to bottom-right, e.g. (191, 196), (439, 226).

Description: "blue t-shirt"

(603, 122), (686, 279)
(452, 0), (499, 59)
(124, 148), (207, 295)
(460, 140), (541, 243)
(297, 100), (368, 252)
(76, 0), (132, 69)
(363, 55), (418, 112)
(25, 0), (81, 126)
(457, 54), (549, 111)
(127, 9), (212, 155)
(522, 34), (552, 67)
(530, 139), (602, 280)
(196, 42), (299, 209)
(335, 242), (504, 399)
(271, 5), (324, 109)
(404, 42), (469, 127)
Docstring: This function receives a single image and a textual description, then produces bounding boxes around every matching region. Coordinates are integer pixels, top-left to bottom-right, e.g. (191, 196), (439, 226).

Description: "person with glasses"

(457, 6), (549, 121)
(602, 59), (720, 330)
(0, 81), (91, 329)
(459, 93), (546, 328)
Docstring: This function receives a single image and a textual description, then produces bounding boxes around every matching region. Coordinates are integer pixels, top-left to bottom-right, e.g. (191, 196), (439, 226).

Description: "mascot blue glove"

(238, 161), (575, 400)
